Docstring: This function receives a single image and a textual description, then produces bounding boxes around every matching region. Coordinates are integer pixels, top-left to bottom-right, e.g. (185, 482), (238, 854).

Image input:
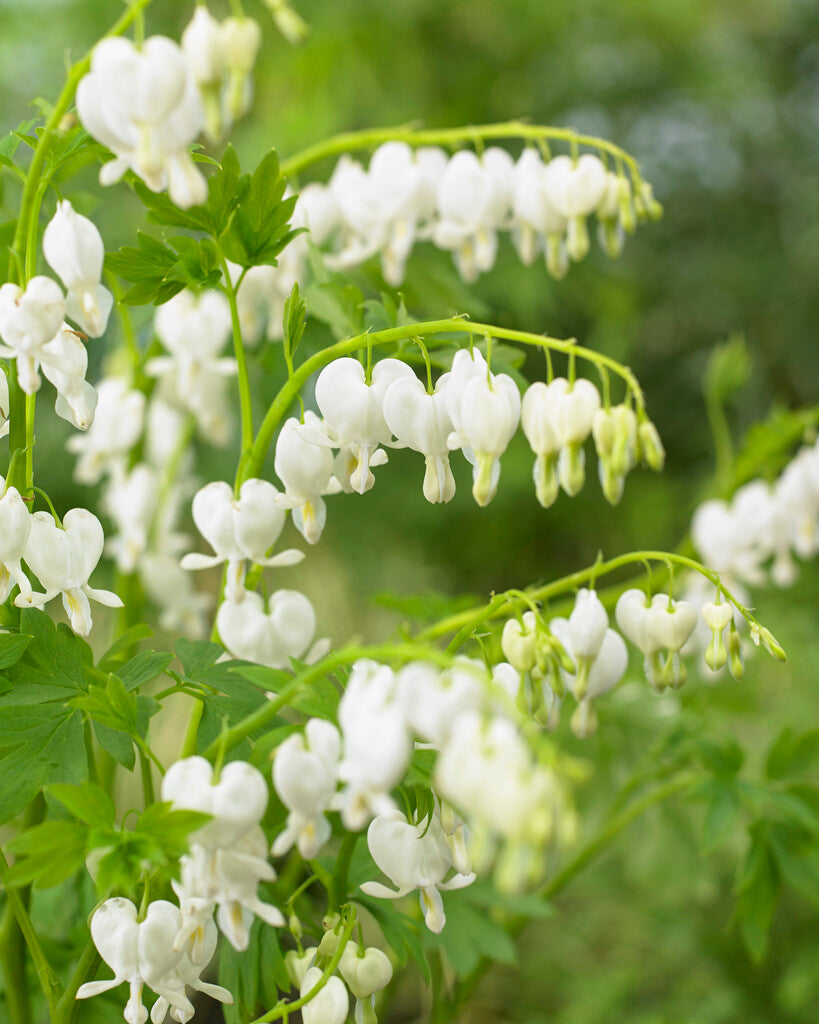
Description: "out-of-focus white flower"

(615, 588), (698, 691)
(337, 660), (411, 830)
(395, 658), (484, 745)
(16, 509), (122, 635)
(140, 552), (213, 640)
(432, 148), (514, 282)
(216, 589), (317, 668)
(67, 377), (146, 485)
(148, 289), (234, 396)
(0, 277), (65, 393)
(103, 464), (157, 573)
(76, 898), (191, 1024)
(181, 479), (303, 601)
(300, 966), (349, 1024)
(42, 200), (113, 337)
(271, 718), (340, 859)
(360, 810), (475, 933)
(150, 916), (233, 1023)
(0, 371), (8, 439)
(511, 149), (568, 277)
(76, 36), (207, 208)
(162, 755), (269, 850)
(274, 413), (341, 544)
(221, 17), (263, 121)
(543, 154), (607, 260)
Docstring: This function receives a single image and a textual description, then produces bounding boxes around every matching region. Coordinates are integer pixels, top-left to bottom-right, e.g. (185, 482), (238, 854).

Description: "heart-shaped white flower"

(216, 589), (317, 668)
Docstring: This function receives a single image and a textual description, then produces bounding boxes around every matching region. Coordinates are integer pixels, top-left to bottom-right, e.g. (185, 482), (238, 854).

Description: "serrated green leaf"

(282, 281), (307, 364)
(117, 650), (174, 691)
(5, 820), (89, 888)
(97, 624), (154, 670)
(766, 727), (819, 780)
(734, 832), (780, 962)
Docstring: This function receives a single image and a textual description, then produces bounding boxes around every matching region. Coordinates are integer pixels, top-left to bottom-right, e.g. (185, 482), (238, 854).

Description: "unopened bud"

(638, 419), (665, 471)
(566, 215), (590, 261)
(727, 622), (744, 681)
(545, 234), (569, 279)
(533, 451), (560, 508)
(558, 443), (585, 496)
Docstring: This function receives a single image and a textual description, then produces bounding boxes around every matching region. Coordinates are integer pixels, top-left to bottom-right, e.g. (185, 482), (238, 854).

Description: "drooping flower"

(76, 898), (192, 1024)
(16, 509), (122, 635)
(180, 479), (303, 601)
(42, 200), (113, 337)
(0, 277), (66, 393)
(39, 325), (98, 430)
(149, 916), (233, 1024)
(360, 810), (475, 933)
(395, 658), (484, 745)
(382, 374), (456, 504)
(271, 718), (340, 859)
(299, 966), (349, 1024)
(0, 478), (33, 604)
(76, 35), (207, 208)
(543, 154), (608, 260)
(216, 589), (318, 669)
(67, 377), (146, 485)
(274, 413), (341, 544)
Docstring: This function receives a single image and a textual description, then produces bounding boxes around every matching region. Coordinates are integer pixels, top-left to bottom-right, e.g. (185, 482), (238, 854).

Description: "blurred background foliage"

(1, 0), (818, 1022)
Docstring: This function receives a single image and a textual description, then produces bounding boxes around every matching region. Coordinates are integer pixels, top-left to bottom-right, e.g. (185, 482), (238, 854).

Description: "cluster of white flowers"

(0, 202), (111, 427)
(282, 141), (660, 287)
(182, 6), (262, 143)
(692, 437), (819, 589)
(77, 18), (262, 210)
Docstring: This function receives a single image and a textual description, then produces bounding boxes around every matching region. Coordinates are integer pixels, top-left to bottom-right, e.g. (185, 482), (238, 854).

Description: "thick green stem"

(53, 938), (100, 1024)
(203, 643), (453, 760)
(0, 850), (61, 1017)
(243, 318), (643, 483)
(217, 252), (255, 480)
(280, 121), (644, 182)
(0, 904), (32, 1024)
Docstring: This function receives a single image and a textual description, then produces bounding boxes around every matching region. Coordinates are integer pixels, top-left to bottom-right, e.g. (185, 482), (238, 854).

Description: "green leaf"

(700, 778), (742, 853)
(0, 633), (32, 670)
(70, 674), (139, 736)
(116, 650), (174, 691)
(304, 280), (365, 340)
(766, 727), (819, 780)
(769, 828), (819, 910)
(282, 281), (307, 364)
(734, 830), (780, 962)
(97, 624), (154, 670)
(5, 820), (88, 888)
(223, 149), (300, 267)
(48, 781), (115, 828)
(423, 894), (518, 976)
(205, 144), (249, 235)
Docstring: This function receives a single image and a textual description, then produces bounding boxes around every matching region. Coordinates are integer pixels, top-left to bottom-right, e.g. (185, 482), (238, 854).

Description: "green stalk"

(280, 121), (644, 183)
(216, 251), (255, 483)
(53, 938), (100, 1024)
(327, 831), (360, 912)
(243, 318), (643, 484)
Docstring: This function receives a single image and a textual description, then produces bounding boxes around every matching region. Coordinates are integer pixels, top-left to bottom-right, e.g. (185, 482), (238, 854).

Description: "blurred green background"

(2, 1), (818, 1022)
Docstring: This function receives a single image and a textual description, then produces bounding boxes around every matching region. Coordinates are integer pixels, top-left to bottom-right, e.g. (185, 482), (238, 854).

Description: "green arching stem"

(279, 121), (644, 183)
(53, 938), (100, 1024)
(24, 393), (35, 494)
(242, 318), (644, 483)
(250, 909), (357, 1024)
(0, 849), (61, 1018)
(8, 0), (156, 286)
(418, 549), (768, 646)
(202, 643), (456, 760)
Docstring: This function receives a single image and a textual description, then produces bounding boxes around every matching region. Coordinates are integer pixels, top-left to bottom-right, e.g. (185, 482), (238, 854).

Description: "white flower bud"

(0, 481), (33, 604)
(182, 6), (225, 88)
(339, 945), (393, 1000)
(645, 594), (698, 653)
(501, 611), (538, 672)
(300, 967), (349, 1024)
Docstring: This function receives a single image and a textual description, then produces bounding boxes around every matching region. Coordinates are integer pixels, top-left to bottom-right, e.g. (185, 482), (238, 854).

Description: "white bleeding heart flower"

(149, 916), (233, 1024)
(140, 552), (213, 640)
(161, 755), (269, 849)
(442, 349), (521, 507)
(67, 377), (146, 484)
(148, 289), (234, 397)
(645, 594), (699, 653)
(274, 413), (341, 544)
(382, 375), (456, 503)
(339, 945), (393, 1000)
(76, 36), (207, 208)
(615, 588), (660, 655)
(271, 718), (340, 859)
(432, 149), (513, 282)
(0, 479), (33, 604)
(547, 377), (601, 496)
(76, 898), (191, 1024)
(511, 149), (568, 275)
(181, 5), (226, 141)
(337, 660), (412, 830)
(521, 380), (561, 508)
(42, 200), (113, 337)
(544, 154), (608, 260)
(181, 479), (303, 601)
(360, 810), (475, 933)
(39, 325), (98, 430)
(305, 357), (415, 494)
(395, 658), (484, 745)
(0, 277), (66, 394)
(216, 589), (317, 668)
(0, 370), (8, 439)
(15, 509), (122, 635)
(550, 617), (627, 736)
(103, 464), (158, 574)
(173, 826), (284, 955)
(300, 966), (349, 1024)
(220, 16), (262, 121)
